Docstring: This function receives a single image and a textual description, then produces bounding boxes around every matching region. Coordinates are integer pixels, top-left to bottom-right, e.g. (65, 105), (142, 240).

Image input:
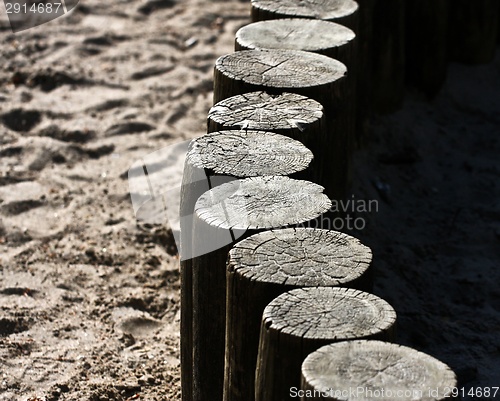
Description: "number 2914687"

(444, 387), (499, 398)
(5, 2), (63, 14)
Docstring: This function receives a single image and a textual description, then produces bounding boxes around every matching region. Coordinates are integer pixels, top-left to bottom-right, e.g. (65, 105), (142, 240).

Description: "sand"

(0, 0), (499, 400)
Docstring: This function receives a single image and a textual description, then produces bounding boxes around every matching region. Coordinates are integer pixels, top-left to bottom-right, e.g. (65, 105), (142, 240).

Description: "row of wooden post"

(248, 0), (499, 113)
(176, 0), (500, 399)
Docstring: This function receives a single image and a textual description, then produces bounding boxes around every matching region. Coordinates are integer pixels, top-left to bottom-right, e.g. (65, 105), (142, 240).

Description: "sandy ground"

(0, 0), (499, 400)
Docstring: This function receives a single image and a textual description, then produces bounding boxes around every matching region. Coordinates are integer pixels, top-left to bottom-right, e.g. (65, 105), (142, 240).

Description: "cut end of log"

(301, 340), (457, 401)
(215, 49), (347, 90)
(228, 228), (372, 287)
(262, 287), (396, 341)
(251, 0), (359, 22)
(194, 176), (331, 231)
(208, 91), (323, 133)
(236, 19), (356, 53)
(186, 130), (313, 177)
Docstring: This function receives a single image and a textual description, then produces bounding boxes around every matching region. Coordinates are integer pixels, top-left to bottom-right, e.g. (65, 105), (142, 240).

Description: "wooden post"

(498, 5), (500, 44)
(371, 0), (406, 113)
(180, 131), (313, 401)
(255, 287), (396, 401)
(301, 340), (457, 400)
(224, 228), (373, 401)
(355, 0), (375, 145)
(192, 177), (331, 401)
(405, 0), (449, 98)
(447, 0), (499, 65)
(214, 49), (349, 201)
(208, 91), (324, 183)
(251, 0), (359, 31)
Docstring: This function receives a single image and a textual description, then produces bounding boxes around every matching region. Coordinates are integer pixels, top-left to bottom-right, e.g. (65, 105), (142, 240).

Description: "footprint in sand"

(38, 124), (96, 144)
(0, 181), (47, 216)
(0, 317), (30, 337)
(113, 308), (163, 338)
(2, 109), (42, 132)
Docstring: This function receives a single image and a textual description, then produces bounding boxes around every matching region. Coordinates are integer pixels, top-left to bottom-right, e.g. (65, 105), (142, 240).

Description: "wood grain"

(301, 340), (457, 400)
(235, 19), (356, 60)
(208, 92), (323, 138)
(251, 0), (359, 31)
(189, 130), (313, 178)
(214, 49), (346, 104)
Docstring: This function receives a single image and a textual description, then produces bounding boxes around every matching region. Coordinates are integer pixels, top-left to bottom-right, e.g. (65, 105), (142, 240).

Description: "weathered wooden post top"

(301, 340), (457, 400)
(251, 0), (359, 30)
